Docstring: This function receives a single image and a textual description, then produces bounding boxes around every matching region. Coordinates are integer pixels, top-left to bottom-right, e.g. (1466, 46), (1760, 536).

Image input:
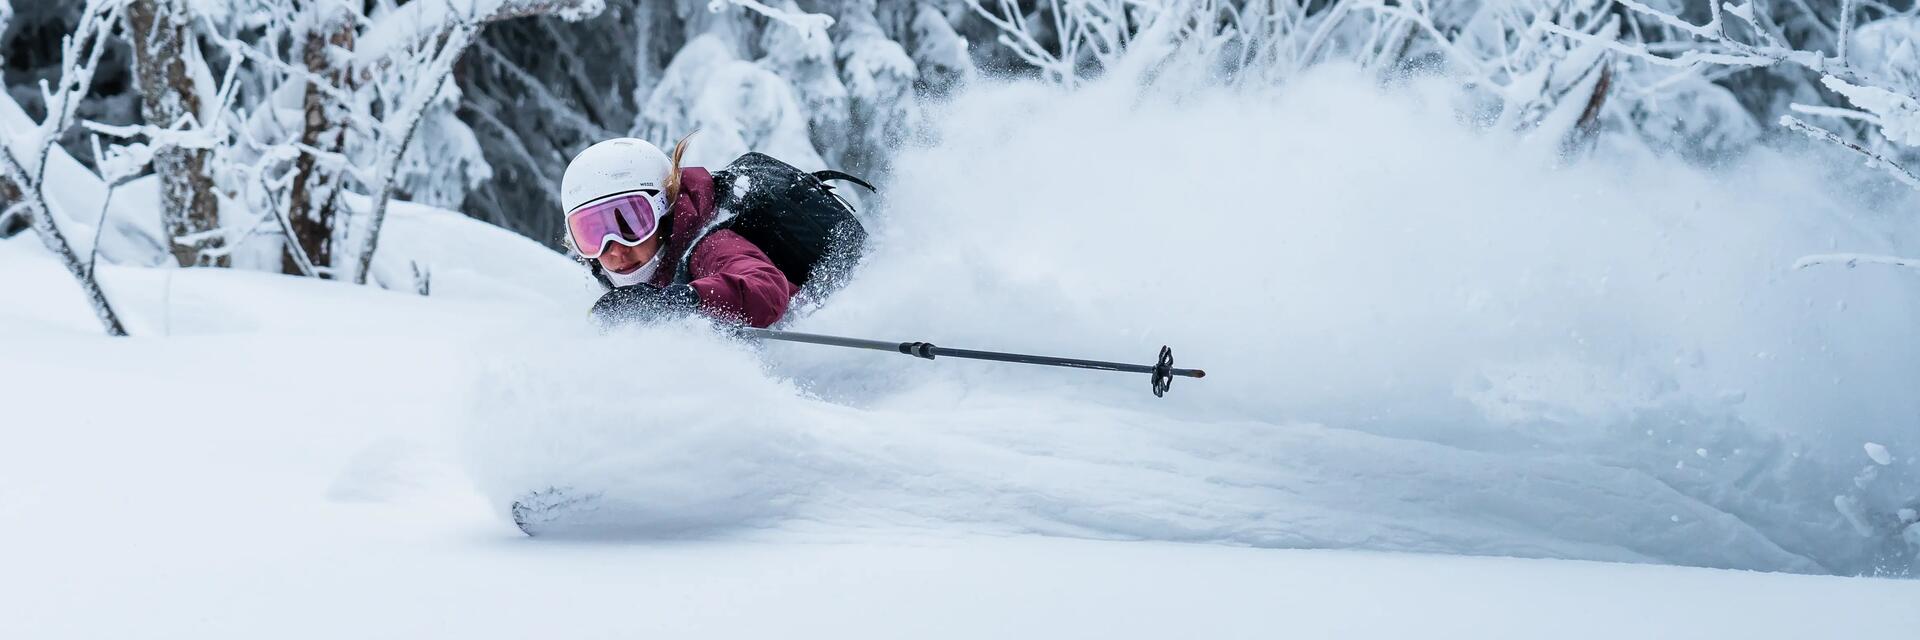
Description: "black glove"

(591, 283), (702, 326)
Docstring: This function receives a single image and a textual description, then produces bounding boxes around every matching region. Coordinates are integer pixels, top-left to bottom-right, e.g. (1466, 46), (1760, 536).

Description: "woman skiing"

(561, 136), (795, 328)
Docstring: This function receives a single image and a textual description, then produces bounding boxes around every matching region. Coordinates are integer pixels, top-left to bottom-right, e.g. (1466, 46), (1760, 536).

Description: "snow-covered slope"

(2, 298), (1915, 638)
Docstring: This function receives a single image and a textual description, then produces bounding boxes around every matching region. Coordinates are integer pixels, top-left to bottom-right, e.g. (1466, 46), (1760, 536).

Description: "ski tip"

(509, 486), (603, 538)
(510, 500), (539, 537)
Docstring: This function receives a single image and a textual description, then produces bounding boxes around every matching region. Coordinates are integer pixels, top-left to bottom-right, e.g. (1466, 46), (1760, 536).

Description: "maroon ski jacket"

(641, 167), (794, 328)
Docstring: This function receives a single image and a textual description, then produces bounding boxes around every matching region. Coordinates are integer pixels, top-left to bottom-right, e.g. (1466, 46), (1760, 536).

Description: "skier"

(562, 136), (795, 328)
(519, 136), (871, 536)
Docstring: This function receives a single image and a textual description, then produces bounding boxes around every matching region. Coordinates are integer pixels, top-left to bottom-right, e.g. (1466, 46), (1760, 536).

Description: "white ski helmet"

(561, 138), (673, 214)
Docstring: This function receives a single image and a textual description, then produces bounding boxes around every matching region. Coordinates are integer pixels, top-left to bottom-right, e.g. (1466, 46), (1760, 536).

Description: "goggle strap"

(570, 188), (661, 214)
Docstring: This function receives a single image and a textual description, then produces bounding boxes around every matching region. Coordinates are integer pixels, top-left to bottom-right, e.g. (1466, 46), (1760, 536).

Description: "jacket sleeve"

(687, 229), (795, 328)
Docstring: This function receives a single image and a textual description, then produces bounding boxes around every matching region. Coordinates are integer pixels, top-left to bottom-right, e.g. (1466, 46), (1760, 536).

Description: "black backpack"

(675, 152), (873, 292)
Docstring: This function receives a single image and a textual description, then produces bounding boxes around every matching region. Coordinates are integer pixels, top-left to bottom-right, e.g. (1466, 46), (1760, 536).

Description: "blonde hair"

(663, 130), (696, 206)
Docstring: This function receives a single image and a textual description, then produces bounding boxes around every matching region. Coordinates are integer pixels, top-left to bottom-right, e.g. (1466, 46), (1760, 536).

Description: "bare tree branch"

(2, 0), (129, 336)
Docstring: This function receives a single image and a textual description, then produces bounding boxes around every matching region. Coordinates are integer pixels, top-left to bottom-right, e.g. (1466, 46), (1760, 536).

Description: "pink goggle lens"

(566, 192), (661, 259)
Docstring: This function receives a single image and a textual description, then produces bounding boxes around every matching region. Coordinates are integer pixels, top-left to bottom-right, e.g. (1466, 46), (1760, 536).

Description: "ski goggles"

(565, 190), (669, 259)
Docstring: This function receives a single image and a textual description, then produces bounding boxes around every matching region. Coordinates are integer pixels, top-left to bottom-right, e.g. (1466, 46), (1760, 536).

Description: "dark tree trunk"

(1562, 58), (1613, 158)
(125, 0), (224, 267)
(0, 174), (26, 238)
(284, 8), (356, 277)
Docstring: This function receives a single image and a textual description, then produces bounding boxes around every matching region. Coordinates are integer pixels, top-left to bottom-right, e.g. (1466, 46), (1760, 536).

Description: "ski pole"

(736, 327), (1207, 397)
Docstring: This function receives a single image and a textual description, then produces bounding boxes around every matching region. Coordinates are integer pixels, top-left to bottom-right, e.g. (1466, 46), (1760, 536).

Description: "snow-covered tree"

(759, 0), (851, 164)
(1572, 1), (1916, 183)
(69, 0), (605, 283)
(459, 0), (948, 240)
(908, 3), (975, 99)
(833, 4), (919, 179)
(638, 33), (825, 170)
(9, 0), (1917, 260)
(458, 2), (651, 245)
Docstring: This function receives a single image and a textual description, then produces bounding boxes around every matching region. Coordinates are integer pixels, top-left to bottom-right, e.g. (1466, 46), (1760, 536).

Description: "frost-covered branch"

(1780, 115), (1920, 190)
(1355, 1), (1495, 77)
(80, 120), (220, 151)
(1788, 103), (1879, 125)
(69, 0), (602, 279)
(1614, 0), (1722, 39)
(326, 0), (605, 284)
(1537, 21), (1774, 69)
(85, 134), (151, 278)
(966, 0), (1080, 85)
(1794, 253), (1920, 271)
(1819, 76), (1920, 147)
(711, 0), (831, 43)
(1609, 0), (1920, 194)
(261, 168), (317, 278)
(194, 14), (361, 109)
(349, 20), (481, 285)
(1, 0), (128, 336)
(354, 0), (605, 64)
(1611, 0), (1887, 89)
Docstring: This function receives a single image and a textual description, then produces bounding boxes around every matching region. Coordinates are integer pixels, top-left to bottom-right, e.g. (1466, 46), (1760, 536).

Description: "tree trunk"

(125, 0), (224, 268)
(1561, 58), (1613, 158)
(0, 174), (26, 238)
(284, 7), (356, 277)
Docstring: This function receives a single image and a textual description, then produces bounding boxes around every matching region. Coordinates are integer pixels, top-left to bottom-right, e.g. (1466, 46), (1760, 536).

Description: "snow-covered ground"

(5, 65), (1920, 636)
(2, 313), (1916, 637)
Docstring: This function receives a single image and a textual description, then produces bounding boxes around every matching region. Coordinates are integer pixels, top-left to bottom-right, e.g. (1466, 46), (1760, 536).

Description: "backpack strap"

(669, 210), (735, 287)
(812, 170), (877, 193)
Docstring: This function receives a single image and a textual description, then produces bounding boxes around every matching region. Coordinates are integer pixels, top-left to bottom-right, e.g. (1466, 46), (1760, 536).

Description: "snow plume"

(450, 43), (1920, 574)
(459, 320), (834, 536)
(835, 64), (1920, 574)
